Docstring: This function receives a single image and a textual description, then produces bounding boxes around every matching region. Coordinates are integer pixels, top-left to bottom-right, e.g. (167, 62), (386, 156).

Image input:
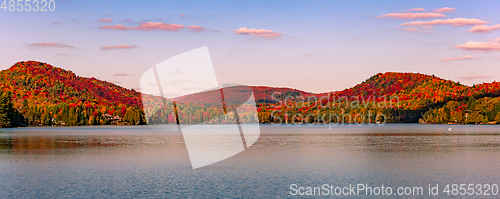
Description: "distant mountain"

(172, 85), (316, 104)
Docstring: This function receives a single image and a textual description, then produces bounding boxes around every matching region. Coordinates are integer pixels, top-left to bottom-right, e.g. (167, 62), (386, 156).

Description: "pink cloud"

(113, 73), (129, 76)
(122, 19), (133, 22)
(459, 75), (491, 80)
(99, 22), (185, 31)
(468, 24), (500, 33)
(454, 38), (500, 52)
(28, 42), (74, 48)
(403, 28), (419, 32)
(234, 27), (283, 38)
(179, 14), (190, 18)
(401, 18), (488, 26)
(188, 25), (205, 32)
(99, 24), (129, 30)
(407, 8), (425, 12)
(101, 45), (138, 50)
(434, 7), (456, 13)
(134, 22), (185, 31)
(442, 55), (478, 62)
(378, 12), (445, 19)
(98, 18), (113, 22)
(187, 25), (220, 33)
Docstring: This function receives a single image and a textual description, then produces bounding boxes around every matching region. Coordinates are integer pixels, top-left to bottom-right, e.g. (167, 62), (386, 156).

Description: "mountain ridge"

(1, 61), (500, 126)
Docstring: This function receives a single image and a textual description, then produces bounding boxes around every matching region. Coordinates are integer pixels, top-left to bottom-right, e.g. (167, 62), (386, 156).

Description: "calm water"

(1, 124), (500, 198)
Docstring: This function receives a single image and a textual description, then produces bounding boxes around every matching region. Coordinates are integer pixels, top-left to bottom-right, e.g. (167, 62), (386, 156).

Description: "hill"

(260, 72), (500, 124)
(0, 61), (145, 126)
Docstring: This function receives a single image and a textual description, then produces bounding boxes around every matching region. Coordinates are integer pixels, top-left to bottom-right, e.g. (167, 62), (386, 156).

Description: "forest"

(1, 61), (500, 127)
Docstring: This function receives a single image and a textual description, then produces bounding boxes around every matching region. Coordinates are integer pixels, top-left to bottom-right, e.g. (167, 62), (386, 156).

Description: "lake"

(1, 124), (500, 198)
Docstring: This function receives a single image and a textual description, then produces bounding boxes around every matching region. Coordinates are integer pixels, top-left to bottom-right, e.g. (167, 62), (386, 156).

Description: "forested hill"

(258, 72), (500, 124)
(0, 61), (144, 126)
(2, 61), (142, 107)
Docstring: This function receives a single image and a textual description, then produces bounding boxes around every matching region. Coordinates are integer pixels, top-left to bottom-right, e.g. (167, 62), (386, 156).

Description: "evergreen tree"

(0, 92), (12, 127)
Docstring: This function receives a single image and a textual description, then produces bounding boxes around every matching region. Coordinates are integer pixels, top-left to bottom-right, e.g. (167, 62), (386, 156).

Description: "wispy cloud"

(407, 8), (426, 12)
(401, 18), (488, 27)
(28, 42), (74, 48)
(454, 38), (500, 52)
(187, 25), (220, 33)
(99, 24), (129, 30)
(188, 25), (205, 32)
(234, 27), (283, 38)
(101, 45), (138, 50)
(378, 12), (445, 19)
(122, 19), (133, 22)
(113, 73), (129, 76)
(442, 55), (478, 62)
(99, 22), (185, 31)
(403, 28), (420, 32)
(130, 22), (185, 31)
(434, 7), (456, 13)
(468, 24), (500, 33)
(459, 75), (490, 80)
(98, 18), (113, 22)
(179, 14), (191, 18)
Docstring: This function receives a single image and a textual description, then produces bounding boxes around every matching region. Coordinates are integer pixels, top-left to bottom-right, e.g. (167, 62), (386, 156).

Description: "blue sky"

(1, 0), (499, 93)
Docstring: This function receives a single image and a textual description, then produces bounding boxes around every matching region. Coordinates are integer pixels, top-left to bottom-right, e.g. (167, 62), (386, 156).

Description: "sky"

(1, 0), (499, 93)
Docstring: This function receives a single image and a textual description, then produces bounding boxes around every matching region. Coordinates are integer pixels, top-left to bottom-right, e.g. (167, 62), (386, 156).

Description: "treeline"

(0, 91), (24, 127)
(421, 96), (500, 124)
(0, 91), (145, 127)
(255, 97), (415, 124)
(20, 102), (146, 126)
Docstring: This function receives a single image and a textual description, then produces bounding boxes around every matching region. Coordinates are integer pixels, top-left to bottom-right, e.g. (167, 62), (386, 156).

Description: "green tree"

(0, 91), (22, 127)
(495, 112), (500, 123)
(0, 92), (12, 127)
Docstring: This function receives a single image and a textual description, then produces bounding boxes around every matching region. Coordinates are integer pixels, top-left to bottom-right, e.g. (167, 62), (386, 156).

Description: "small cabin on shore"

(102, 113), (121, 123)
